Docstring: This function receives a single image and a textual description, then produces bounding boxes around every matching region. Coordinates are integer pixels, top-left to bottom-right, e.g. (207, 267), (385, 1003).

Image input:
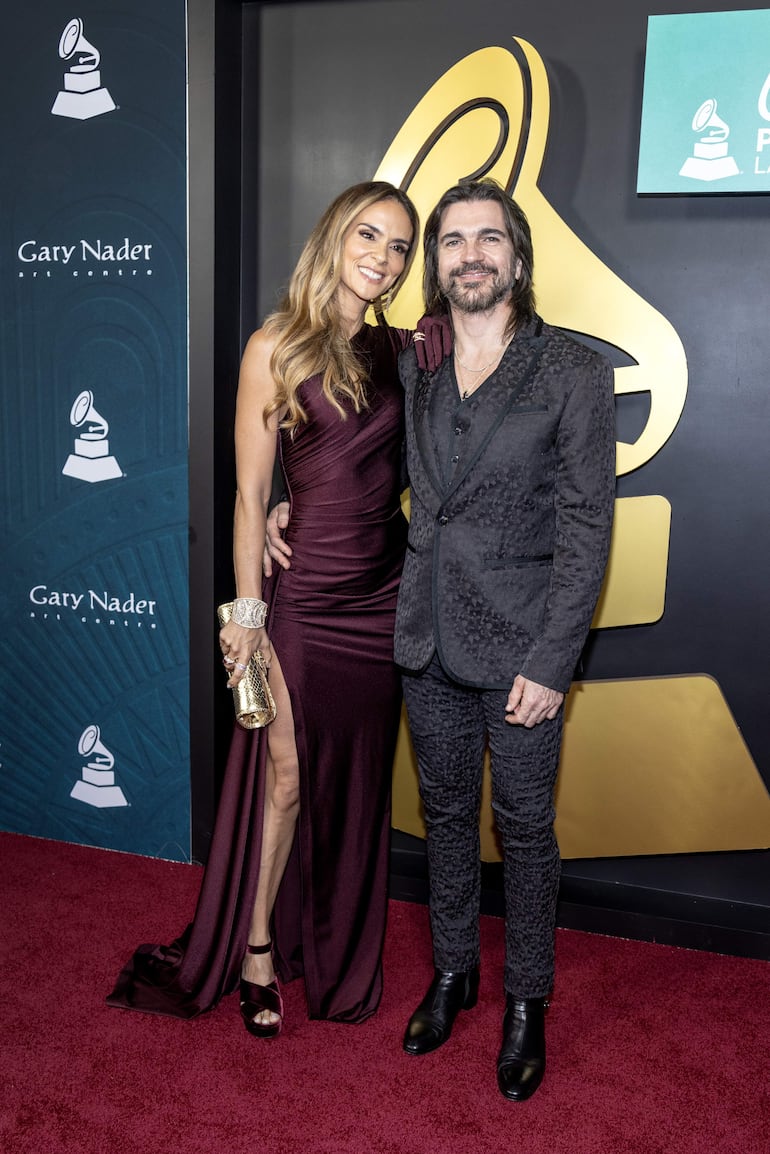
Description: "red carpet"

(1, 831), (768, 1153)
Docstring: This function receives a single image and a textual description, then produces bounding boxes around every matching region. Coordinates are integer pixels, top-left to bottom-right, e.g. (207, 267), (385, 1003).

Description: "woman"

(107, 181), (419, 1032)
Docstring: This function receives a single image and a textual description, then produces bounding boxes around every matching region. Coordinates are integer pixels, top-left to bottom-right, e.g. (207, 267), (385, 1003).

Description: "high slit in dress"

(107, 324), (410, 1023)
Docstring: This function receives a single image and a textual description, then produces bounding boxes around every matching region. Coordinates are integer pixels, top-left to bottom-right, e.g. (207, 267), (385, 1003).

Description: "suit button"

(454, 426), (462, 436)
(437, 515), (449, 526)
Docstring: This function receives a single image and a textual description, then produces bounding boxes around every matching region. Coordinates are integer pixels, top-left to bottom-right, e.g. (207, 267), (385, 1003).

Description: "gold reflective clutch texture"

(217, 602), (277, 729)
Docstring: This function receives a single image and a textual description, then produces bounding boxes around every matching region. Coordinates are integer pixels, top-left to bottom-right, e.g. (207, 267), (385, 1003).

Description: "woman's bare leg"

(241, 648), (299, 1025)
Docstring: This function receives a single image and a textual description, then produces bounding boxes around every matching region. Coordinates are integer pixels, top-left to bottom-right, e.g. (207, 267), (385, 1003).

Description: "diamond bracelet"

(231, 597), (268, 629)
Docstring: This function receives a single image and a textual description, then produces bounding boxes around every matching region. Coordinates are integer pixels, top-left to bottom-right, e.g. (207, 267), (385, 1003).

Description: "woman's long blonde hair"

(263, 181), (418, 431)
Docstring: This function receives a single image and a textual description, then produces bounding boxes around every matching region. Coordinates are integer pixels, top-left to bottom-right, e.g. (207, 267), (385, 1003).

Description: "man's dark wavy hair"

(422, 178), (535, 333)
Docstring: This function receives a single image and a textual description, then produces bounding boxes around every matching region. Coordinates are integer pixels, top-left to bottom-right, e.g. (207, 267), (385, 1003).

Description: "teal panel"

(638, 10), (770, 194)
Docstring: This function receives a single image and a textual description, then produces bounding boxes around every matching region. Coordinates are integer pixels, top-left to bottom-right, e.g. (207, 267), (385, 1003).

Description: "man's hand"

(505, 675), (564, 728)
(263, 500), (292, 576)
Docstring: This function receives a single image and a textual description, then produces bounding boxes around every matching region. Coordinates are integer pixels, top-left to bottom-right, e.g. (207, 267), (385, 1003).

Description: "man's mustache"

(450, 261), (497, 279)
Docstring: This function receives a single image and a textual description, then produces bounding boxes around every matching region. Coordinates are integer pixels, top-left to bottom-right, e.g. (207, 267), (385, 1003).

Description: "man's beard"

(440, 259), (516, 314)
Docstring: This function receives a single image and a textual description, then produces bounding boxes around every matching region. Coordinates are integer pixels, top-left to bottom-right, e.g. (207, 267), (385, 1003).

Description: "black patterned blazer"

(394, 315), (616, 693)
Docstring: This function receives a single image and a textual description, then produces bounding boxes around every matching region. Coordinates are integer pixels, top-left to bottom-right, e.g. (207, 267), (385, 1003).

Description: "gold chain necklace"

(454, 340), (509, 399)
(453, 348), (502, 373)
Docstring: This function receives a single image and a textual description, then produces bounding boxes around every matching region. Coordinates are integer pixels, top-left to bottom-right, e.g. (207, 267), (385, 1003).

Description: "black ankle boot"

(496, 995), (548, 1101)
(403, 967), (480, 1055)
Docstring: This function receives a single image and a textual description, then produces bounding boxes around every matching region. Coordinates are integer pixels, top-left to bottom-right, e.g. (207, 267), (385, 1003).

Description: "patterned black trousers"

(402, 654), (563, 998)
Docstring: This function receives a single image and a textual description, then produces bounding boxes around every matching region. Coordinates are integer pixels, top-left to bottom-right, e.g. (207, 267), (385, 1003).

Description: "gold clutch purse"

(217, 602), (277, 729)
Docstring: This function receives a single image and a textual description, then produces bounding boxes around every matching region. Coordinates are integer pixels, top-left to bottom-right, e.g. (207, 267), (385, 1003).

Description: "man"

(396, 179), (615, 1101)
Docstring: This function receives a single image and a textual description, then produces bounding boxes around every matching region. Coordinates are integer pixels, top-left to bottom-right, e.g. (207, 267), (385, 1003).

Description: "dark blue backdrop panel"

(0, 2), (190, 859)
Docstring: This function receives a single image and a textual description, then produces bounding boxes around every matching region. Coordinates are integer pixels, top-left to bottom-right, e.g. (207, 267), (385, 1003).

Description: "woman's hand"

(219, 621), (272, 687)
(413, 313), (453, 372)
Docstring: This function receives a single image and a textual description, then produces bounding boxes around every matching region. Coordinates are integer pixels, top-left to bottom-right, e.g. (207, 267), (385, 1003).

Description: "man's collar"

(510, 314), (544, 343)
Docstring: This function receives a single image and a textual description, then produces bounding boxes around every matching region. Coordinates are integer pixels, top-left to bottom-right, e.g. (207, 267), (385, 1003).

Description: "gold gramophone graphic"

(375, 39), (770, 858)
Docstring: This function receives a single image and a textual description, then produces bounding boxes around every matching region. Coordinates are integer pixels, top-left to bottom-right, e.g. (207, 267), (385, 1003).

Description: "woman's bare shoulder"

(242, 326), (280, 369)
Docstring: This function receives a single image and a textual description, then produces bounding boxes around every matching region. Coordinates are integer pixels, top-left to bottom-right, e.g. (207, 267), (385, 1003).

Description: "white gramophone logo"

(70, 724), (128, 808)
(679, 98), (740, 181)
(62, 390), (123, 483)
(51, 17), (116, 121)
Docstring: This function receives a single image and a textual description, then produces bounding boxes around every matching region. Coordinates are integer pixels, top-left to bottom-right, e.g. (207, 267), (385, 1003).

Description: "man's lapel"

(412, 360), (449, 501)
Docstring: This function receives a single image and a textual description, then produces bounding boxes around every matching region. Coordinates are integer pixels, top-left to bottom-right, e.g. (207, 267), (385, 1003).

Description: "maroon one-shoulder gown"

(108, 324), (410, 1023)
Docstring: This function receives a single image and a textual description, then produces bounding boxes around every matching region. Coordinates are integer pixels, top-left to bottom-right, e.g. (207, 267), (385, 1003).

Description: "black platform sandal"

(239, 942), (284, 1039)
